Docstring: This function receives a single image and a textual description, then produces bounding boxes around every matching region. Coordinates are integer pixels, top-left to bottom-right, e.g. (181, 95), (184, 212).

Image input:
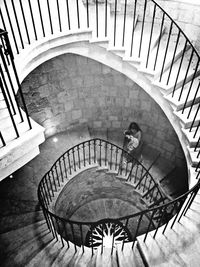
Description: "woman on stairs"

(122, 122), (143, 165)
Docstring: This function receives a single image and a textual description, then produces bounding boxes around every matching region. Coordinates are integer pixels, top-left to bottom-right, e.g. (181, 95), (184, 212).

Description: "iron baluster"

(95, 0), (98, 38)
(153, 12), (165, 71)
(47, 0), (53, 34)
(66, 0), (71, 30)
(159, 21), (173, 83)
(2, 0), (19, 53)
(105, 0), (107, 37)
(19, 0), (30, 44)
(138, 0), (147, 58)
(182, 59), (200, 114)
(86, 0), (89, 28)
(122, 0), (127, 47)
(11, 0), (24, 49)
(130, 0), (137, 57)
(37, 0), (45, 37)
(178, 49), (194, 101)
(56, 0), (62, 32)
(28, 0), (37, 40)
(113, 0), (117, 46)
(166, 30), (181, 85)
(146, 3), (156, 68)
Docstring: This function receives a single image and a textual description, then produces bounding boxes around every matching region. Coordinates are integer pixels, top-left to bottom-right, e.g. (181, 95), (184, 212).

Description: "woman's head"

(128, 122), (141, 132)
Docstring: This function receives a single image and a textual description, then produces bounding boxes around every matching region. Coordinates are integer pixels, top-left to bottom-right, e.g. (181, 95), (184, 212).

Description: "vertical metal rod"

(132, 214), (143, 248)
(66, 0), (71, 30)
(143, 209), (157, 242)
(5, 35), (32, 129)
(37, 0), (45, 37)
(83, 143), (86, 166)
(56, 0), (62, 32)
(188, 82), (200, 120)
(55, 165), (60, 187)
(55, 218), (64, 247)
(72, 148), (76, 171)
(58, 160), (64, 182)
(86, 0), (89, 28)
(122, 0), (127, 47)
(172, 40), (188, 97)
(0, 46), (23, 121)
(138, 0), (147, 58)
(0, 8), (6, 30)
(0, 131), (6, 147)
(28, 0), (37, 40)
(3, 0), (19, 54)
(0, 63), (15, 114)
(63, 155), (68, 178)
(0, 77), (19, 139)
(182, 59), (200, 113)
(159, 21), (173, 83)
(48, 172), (54, 197)
(76, 0), (80, 29)
(179, 50), (194, 101)
(105, 0), (107, 37)
(95, 0), (98, 38)
(51, 169), (57, 191)
(80, 224), (84, 252)
(188, 102), (200, 130)
(146, 4), (156, 68)
(47, 0), (53, 34)
(153, 12), (165, 71)
(130, 0), (137, 57)
(113, 0), (117, 46)
(11, 0), (24, 49)
(89, 141), (91, 165)
(77, 145), (81, 169)
(19, 0), (30, 44)
(166, 30), (181, 85)
(67, 152), (72, 174)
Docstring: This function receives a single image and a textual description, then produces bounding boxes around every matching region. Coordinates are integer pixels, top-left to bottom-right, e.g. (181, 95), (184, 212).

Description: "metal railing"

(0, 0), (199, 253)
(37, 139), (199, 252)
(0, 29), (31, 147)
(0, 0), (199, 155)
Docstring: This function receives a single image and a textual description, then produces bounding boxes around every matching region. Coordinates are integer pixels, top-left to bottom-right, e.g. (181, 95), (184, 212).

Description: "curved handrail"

(37, 138), (199, 251)
(0, 0), (199, 251)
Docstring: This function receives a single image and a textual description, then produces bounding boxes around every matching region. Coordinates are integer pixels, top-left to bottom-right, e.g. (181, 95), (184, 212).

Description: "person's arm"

(134, 130), (142, 143)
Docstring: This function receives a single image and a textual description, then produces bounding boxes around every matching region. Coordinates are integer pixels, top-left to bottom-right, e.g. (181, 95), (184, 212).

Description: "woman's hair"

(128, 122), (141, 132)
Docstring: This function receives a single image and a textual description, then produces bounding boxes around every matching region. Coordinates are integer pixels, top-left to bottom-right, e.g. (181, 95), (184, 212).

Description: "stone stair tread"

(182, 126), (200, 147)
(164, 77), (200, 111)
(174, 103), (200, 128)
(188, 146), (200, 166)
(142, 33), (186, 77)
(1, 227), (53, 267)
(0, 220), (47, 255)
(73, 245), (94, 266)
(0, 210), (44, 234)
(137, 201), (200, 267)
(96, 247), (117, 267)
(26, 239), (70, 267)
(116, 242), (144, 267)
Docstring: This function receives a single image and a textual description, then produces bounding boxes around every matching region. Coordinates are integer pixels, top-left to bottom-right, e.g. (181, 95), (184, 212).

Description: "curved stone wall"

(21, 53), (185, 166)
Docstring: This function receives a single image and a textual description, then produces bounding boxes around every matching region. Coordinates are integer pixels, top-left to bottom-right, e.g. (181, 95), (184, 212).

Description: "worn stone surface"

(21, 53), (185, 166)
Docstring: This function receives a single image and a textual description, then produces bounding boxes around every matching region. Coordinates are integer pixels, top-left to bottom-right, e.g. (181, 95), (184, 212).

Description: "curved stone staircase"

(0, 0), (200, 266)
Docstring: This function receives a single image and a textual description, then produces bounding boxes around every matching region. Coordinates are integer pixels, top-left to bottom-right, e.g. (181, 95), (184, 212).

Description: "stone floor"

(0, 125), (91, 233)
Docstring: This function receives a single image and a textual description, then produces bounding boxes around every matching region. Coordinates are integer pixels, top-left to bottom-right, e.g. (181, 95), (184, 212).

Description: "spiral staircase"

(0, 0), (200, 266)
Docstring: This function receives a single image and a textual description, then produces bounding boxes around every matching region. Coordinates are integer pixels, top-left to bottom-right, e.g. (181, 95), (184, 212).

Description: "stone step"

(137, 193), (200, 267)
(0, 210), (44, 234)
(188, 146), (200, 167)
(1, 223), (53, 267)
(96, 246), (117, 267)
(26, 238), (70, 267)
(182, 126), (200, 147)
(164, 76), (200, 111)
(0, 220), (47, 256)
(174, 102), (200, 129)
(116, 242), (145, 267)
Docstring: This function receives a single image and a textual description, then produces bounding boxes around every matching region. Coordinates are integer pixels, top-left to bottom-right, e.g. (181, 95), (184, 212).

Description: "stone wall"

(21, 53), (185, 166)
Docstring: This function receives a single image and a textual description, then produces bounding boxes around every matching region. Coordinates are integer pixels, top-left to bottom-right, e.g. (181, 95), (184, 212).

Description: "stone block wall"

(21, 53), (185, 166)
